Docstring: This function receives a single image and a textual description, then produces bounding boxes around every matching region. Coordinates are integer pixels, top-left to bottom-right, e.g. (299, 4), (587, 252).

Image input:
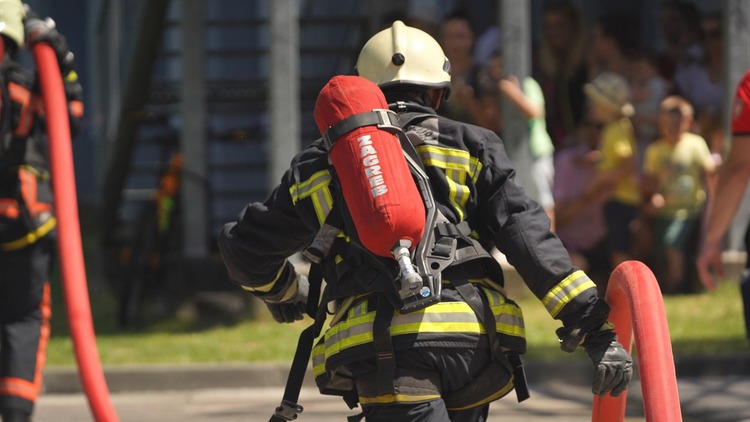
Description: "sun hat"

(584, 72), (635, 117)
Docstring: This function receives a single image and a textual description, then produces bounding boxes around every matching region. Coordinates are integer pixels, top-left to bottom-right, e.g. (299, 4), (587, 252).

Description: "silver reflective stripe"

(312, 343), (326, 376)
(322, 294), (526, 359)
(289, 170), (332, 204)
(417, 145), (472, 170)
(416, 145), (478, 220)
(311, 188), (333, 224)
(289, 169), (333, 224)
(542, 271), (597, 317)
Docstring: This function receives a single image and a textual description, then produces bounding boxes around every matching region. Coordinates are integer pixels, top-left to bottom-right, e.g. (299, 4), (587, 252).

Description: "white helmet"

(0, 0), (25, 48)
(356, 20), (451, 92)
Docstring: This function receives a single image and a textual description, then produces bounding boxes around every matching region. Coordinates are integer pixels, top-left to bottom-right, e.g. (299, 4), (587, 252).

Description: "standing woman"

(437, 9), (485, 126)
(533, 0), (588, 150)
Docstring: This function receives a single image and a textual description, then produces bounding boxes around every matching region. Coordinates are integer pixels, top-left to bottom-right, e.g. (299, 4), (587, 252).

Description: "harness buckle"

(373, 108), (400, 132)
(272, 400), (304, 421)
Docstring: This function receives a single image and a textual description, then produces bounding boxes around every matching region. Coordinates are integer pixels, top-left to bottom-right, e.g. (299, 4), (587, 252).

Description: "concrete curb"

(42, 353), (750, 394)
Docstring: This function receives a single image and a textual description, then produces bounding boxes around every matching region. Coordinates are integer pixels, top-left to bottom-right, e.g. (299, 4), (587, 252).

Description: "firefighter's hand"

(584, 330), (633, 397)
(23, 6), (75, 74)
(263, 275), (309, 323)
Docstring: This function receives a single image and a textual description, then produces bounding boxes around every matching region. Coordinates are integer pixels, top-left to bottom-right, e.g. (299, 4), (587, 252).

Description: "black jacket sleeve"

(471, 129), (604, 329)
(217, 167), (316, 297)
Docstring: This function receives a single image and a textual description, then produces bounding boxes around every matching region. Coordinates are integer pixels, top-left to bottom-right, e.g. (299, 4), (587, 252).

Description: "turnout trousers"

(347, 346), (501, 422)
(0, 237), (53, 415)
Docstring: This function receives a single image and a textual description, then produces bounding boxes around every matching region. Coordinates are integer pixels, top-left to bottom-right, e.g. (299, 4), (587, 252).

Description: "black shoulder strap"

(396, 110), (434, 127)
(395, 109), (436, 168)
(321, 107), (427, 174)
(322, 108), (399, 149)
(269, 302), (328, 422)
(269, 204), (353, 422)
(269, 259), (328, 422)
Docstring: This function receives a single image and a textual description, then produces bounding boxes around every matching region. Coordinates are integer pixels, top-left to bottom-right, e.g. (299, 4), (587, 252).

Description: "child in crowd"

(641, 96), (717, 294)
(582, 72), (640, 269)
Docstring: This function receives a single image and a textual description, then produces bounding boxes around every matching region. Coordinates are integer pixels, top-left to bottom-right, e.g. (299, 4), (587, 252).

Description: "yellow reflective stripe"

(0, 217), (57, 251)
(484, 287), (526, 337)
(417, 145), (482, 179)
(417, 145), (472, 172)
(468, 156), (482, 183)
(289, 170), (333, 225)
(289, 170), (332, 204)
(418, 145), (476, 220)
(312, 342), (326, 377)
(320, 293), (525, 361)
(239, 260), (288, 293)
(496, 308), (525, 338)
(445, 167), (469, 220)
(452, 168), (470, 205)
(393, 321), (485, 334)
(323, 313), (378, 358)
(542, 270), (597, 317)
(349, 297), (370, 318)
(446, 378), (515, 411)
(311, 188), (333, 225)
(484, 288), (503, 306)
(359, 393), (441, 405)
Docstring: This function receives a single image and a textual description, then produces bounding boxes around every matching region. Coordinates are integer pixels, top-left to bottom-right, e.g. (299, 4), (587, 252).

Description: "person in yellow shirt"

(583, 72), (640, 269)
(642, 96), (716, 294)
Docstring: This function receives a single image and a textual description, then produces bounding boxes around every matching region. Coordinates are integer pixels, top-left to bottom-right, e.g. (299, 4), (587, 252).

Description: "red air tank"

(313, 75), (425, 261)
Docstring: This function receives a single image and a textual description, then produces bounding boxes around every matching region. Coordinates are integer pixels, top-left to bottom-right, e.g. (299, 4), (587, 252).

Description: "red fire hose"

(33, 43), (119, 422)
(592, 260), (682, 421)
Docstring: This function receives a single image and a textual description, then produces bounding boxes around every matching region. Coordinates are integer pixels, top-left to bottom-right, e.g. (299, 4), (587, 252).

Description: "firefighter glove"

(584, 329), (633, 397)
(263, 275), (309, 323)
(23, 6), (75, 75)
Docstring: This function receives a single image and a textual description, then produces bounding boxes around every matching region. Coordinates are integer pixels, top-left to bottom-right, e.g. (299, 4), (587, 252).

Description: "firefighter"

(218, 21), (631, 422)
(0, 2), (83, 421)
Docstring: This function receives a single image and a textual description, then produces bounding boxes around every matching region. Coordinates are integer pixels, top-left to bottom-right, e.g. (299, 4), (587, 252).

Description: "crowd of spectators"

(425, 1), (726, 295)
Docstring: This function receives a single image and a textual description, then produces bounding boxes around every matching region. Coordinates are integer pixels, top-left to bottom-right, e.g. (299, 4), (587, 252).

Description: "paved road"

(34, 376), (750, 422)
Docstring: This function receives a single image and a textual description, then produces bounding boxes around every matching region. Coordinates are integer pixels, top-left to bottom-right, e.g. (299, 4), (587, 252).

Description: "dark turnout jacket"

(218, 100), (606, 387)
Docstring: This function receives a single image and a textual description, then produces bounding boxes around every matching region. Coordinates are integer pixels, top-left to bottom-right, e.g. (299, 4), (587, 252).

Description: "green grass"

(45, 275), (747, 367)
(46, 297), (306, 366)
